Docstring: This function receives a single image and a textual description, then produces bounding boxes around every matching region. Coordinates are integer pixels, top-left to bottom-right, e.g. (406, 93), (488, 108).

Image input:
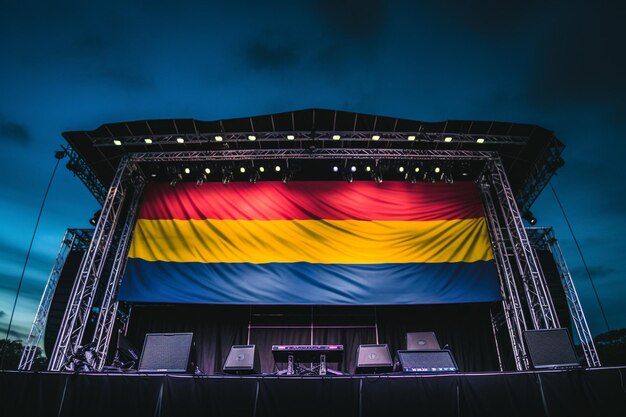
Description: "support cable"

(1, 150), (65, 369)
(549, 183), (611, 332)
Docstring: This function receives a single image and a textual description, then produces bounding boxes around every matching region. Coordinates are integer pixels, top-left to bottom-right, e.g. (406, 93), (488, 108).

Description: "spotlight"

(408, 135), (416, 141)
(522, 211), (537, 225)
(398, 166), (405, 173)
(144, 138), (153, 144)
(476, 138), (485, 144)
(204, 167), (211, 174)
(240, 167), (246, 173)
(89, 210), (102, 226)
(332, 166), (339, 173)
(150, 173), (157, 178)
(259, 166), (265, 173)
(414, 167), (420, 173)
(444, 136), (453, 142)
(287, 135), (295, 140)
(176, 137), (185, 143)
(215, 135), (223, 142)
(113, 140), (122, 146)
(350, 165), (357, 172)
(332, 134), (341, 140)
(275, 165), (281, 172)
(365, 165), (372, 172)
(248, 135), (256, 141)
(372, 135), (380, 141)
(184, 167), (191, 174)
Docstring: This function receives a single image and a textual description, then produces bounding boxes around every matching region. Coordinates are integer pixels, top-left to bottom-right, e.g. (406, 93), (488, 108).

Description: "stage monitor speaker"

(223, 345), (260, 374)
(138, 332), (193, 372)
(406, 331), (441, 350)
(523, 328), (580, 369)
(397, 350), (458, 373)
(356, 344), (393, 374)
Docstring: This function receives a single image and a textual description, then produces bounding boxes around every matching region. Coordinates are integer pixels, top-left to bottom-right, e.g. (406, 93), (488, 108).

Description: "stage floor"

(1, 367), (625, 417)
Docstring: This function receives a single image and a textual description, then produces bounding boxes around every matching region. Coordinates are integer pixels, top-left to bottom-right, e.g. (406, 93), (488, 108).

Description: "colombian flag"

(118, 181), (501, 304)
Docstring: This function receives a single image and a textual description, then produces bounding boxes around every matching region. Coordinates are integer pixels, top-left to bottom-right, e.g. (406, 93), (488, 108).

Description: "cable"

(1, 151), (65, 369)
(550, 182), (611, 332)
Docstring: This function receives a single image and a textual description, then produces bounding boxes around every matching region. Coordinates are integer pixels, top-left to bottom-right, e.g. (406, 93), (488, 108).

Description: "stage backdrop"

(118, 181), (500, 304)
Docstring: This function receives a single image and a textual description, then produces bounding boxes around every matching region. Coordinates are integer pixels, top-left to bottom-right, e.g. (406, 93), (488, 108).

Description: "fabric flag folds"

(118, 181), (501, 305)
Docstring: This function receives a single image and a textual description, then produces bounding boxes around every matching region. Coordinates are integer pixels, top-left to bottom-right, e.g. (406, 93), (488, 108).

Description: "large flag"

(118, 181), (500, 304)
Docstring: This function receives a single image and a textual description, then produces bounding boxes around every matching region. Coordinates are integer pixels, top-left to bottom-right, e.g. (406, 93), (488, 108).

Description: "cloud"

(0, 118), (31, 145)
(0, 310), (6, 318)
(311, 0), (388, 40)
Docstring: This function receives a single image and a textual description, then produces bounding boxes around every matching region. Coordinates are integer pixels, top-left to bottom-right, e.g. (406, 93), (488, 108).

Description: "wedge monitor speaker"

(406, 331), (441, 350)
(223, 345), (260, 374)
(138, 332), (193, 373)
(523, 328), (580, 369)
(356, 344), (393, 374)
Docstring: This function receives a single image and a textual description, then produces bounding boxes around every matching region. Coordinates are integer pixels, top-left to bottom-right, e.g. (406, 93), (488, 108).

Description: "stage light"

(287, 135), (295, 140)
(248, 135), (256, 141)
(332, 134), (341, 140)
(522, 211), (537, 225)
(113, 139), (122, 146)
(215, 135), (223, 142)
(89, 210), (102, 226)
(259, 166), (265, 173)
(365, 165), (372, 172)
(150, 173), (157, 178)
(444, 136), (453, 142)
(176, 137), (185, 143)
(205, 168), (211, 174)
(240, 167), (246, 173)
(434, 167), (440, 173)
(408, 135), (416, 141)
(398, 166), (405, 173)
(184, 167), (191, 174)
(476, 138), (485, 144)
(275, 165), (281, 172)
(414, 167), (420, 173)
(332, 166), (339, 173)
(350, 165), (357, 172)
(372, 135), (380, 141)
(144, 138), (153, 144)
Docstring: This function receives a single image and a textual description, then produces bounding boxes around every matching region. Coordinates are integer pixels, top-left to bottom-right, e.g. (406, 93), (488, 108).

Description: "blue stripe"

(118, 260), (501, 305)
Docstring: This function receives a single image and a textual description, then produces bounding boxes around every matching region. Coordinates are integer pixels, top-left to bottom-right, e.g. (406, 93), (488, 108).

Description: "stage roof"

(62, 109), (564, 213)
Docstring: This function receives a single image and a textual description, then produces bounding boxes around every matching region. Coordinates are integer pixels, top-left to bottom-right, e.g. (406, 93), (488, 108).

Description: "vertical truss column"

(91, 170), (145, 370)
(48, 157), (132, 371)
(480, 180), (529, 370)
(18, 229), (93, 370)
(532, 228), (601, 367)
(488, 158), (559, 330)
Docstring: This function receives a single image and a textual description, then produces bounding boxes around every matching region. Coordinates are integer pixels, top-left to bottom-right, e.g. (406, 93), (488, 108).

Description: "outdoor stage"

(2, 367), (625, 417)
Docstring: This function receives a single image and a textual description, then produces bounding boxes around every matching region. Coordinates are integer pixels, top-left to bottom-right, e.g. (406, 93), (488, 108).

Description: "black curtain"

(126, 302), (500, 374)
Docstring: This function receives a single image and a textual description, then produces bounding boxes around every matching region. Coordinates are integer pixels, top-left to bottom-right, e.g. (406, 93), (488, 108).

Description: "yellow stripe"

(129, 218), (494, 264)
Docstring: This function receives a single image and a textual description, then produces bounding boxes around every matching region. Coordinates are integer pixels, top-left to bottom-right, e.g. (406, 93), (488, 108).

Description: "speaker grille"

(356, 344), (393, 373)
(138, 333), (193, 372)
(406, 332), (440, 350)
(524, 329), (579, 369)
(223, 345), (259, 374)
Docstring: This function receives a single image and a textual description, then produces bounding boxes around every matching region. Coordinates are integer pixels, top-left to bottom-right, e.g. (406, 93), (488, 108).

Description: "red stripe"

(138, 181), (485, 221)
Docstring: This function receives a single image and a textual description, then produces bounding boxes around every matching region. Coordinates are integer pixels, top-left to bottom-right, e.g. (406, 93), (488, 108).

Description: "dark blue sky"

(1, 0), (625, 341)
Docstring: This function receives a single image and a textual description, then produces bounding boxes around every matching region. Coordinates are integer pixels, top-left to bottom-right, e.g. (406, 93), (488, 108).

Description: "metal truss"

(526, 227), (601, 367)
(91, 175), (145, 370)
(61, 145), (108, 205)
(487, 157), (560, 330)
(129, 148), (496, 162)
(18, 229), (94, 370)
(93, 130), (528, 147)
(48, 157), (135, 371)
(479, 180), (530, 370)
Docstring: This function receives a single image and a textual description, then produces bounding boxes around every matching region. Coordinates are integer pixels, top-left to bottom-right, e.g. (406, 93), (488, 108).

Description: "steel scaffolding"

(18, 229), (93, 370)
(526, 227), (601, 367)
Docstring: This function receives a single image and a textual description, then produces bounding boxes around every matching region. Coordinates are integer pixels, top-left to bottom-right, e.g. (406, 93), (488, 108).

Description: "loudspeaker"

(397, 350), (458, 373)
(138, 332), (194, 372)
(356, 344), (393, 373)
(223, 345), (260, 374)
(523, 328), (580, 369)
(406, 331), (441, 350)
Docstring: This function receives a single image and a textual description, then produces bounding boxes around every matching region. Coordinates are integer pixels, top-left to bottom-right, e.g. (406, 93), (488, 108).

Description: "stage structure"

(17, 109), (599, 372)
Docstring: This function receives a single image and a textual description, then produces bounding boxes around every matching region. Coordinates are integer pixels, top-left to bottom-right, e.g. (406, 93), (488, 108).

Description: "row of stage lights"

(112, 134), (487, 145)
(161, 162), (464, 186)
